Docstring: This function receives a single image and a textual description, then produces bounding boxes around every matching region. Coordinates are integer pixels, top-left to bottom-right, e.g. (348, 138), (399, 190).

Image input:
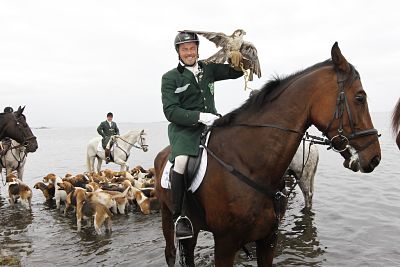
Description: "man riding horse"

(97, 112), (120, 163)
(161, 31), (248, 240)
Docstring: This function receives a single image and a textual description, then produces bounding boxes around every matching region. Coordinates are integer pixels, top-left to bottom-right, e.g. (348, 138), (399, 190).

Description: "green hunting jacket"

(161, 61), (243, 162)
(97, 120), (120, 148)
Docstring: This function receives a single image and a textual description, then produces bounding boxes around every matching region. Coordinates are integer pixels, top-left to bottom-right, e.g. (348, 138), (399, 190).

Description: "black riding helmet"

(4, 107), (14, 113)
(174, 31), (199, 52)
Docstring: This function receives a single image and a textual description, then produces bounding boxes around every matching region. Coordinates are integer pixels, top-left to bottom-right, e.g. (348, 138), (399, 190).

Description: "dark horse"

(154, 43), (381, 267)
(391, 98), (400, 150)
(0, 106), (38, 153)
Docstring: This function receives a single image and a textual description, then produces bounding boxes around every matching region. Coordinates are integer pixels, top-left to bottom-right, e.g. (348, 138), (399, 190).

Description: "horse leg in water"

(17, 165), (25, 181)
(214, 236), (241, 267)
(96, 157), (103, 173)
(119, 163), (129, 172)
(255, 235), (278, 267)
(113, 157), (128, 172)
(161, 201), (177, 266)
(86, 154), (95, 173)
(177, 231), (199, 267)
(161, 200), (199, 267)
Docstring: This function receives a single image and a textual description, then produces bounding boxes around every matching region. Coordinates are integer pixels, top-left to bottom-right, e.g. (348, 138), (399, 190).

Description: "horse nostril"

(371, 155), (381, 168)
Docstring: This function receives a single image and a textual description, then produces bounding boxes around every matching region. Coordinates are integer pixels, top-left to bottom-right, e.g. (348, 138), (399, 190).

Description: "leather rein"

(114, 133), (148, 160)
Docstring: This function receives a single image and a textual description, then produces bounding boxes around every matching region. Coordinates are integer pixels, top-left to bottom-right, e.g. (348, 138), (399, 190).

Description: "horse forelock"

(214, 59), (359, 127)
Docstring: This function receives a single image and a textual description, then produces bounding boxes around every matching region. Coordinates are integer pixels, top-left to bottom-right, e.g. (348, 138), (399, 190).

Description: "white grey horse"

(86, 129), (148, 173)
(286, 142), (319, 209)
(0, 139), (27, 181)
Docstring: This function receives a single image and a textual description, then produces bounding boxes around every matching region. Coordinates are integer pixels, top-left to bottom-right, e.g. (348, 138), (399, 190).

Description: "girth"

(201, 144), (287, 221)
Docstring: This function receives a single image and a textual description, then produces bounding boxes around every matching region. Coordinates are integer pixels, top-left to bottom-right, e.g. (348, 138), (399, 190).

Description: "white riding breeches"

(174, 155), (188, 174)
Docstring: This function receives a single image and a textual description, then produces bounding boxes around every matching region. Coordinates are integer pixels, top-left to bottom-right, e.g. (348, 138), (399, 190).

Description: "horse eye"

(355, 94), (365, 104)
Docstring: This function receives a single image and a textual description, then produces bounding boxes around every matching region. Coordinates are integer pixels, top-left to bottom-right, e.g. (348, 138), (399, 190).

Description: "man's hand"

(228, 51), (243, 71)
(198, 112), (219, 126)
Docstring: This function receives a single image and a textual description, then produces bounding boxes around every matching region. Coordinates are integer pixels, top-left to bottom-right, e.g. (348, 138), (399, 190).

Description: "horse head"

(120, 129), (148, 152)
(310, 42), (381, 173)
(137, 129), (149, 152)
(1, 106), (38, 153)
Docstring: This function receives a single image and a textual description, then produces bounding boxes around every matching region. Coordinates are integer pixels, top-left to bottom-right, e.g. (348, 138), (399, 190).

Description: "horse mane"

(121, 129), (145, 138)
(213, 59), (357, 126)
(392, 98), (400, 134)
(122, 130), (140, 136)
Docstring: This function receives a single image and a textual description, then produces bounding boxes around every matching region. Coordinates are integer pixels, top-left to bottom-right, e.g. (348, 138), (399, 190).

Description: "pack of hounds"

(4, 166), (159, 235)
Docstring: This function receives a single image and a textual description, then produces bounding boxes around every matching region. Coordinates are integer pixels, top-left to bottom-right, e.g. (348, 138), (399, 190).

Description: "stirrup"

(174, 215), (193, 240)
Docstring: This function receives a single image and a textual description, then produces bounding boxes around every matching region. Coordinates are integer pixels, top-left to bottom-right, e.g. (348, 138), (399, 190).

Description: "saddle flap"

(184, 147), (204, 189)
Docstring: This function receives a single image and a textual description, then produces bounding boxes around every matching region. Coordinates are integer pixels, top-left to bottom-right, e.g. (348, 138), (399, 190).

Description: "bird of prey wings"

(181, 29), (262, 81)
(181, 30), (231, 64)
(181, 30), (230, 49)
(240, 41), (261, 80)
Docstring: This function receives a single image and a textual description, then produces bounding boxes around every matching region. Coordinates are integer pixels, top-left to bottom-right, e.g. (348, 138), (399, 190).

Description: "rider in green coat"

(161, 31), (244, 239)
(97, 112), (120, 163)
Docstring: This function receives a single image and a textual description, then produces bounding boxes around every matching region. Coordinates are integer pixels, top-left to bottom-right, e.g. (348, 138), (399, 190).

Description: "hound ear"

(331, 42), (350, 73)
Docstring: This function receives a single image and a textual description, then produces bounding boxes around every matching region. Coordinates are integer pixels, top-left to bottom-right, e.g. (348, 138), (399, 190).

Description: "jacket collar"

(176, 60), (204, 73)
(176, 61), (204, 87)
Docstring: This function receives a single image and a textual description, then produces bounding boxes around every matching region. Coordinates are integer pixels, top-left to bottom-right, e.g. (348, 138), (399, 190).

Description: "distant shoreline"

(32, 126), (51, 129)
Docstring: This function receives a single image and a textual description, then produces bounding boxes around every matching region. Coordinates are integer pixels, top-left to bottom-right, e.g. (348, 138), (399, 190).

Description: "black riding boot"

(171, 170), (193, 240)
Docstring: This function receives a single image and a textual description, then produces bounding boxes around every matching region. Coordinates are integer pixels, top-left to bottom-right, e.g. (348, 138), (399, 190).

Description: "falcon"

(181, 29), (262, 80)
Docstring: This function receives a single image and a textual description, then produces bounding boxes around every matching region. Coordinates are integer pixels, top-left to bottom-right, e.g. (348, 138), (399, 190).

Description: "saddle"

(183, 147), (204, 190)
(168, 147), (204, 191)
(0, 138), (12, 157)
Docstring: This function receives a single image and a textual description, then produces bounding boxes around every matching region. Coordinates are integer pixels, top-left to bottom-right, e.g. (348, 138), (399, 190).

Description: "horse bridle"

(203, 64), (381, 222)
(136, 132), (148, 151)
(115, 132), (148, 151)
(322, 67), (379, 153)
(15, 114), (37, 148)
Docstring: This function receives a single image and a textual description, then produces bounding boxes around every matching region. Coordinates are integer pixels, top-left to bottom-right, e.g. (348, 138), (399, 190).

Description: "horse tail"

(391, 98), (400, 135)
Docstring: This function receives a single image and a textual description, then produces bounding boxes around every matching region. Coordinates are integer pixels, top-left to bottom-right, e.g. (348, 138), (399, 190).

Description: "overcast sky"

(1, 0), (399, 127)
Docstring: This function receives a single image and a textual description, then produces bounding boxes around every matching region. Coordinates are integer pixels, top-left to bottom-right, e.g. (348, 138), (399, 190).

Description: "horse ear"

(140, 129), (144, 134)
(16, 106), (25, 116)
(331, 42), (350, 73)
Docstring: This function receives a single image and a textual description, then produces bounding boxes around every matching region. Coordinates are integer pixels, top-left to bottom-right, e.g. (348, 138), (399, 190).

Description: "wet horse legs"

(214, 236), (240, 267)
(161, 201), (199, 266)
(161, 202), (176, 266)
(255, 234), (278, 267)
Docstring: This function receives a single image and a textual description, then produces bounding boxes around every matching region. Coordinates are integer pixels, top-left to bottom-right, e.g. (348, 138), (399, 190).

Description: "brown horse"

(155, 42), (381, 267)
(0, 106), (38, 153)
(391, 98), (400, 150)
